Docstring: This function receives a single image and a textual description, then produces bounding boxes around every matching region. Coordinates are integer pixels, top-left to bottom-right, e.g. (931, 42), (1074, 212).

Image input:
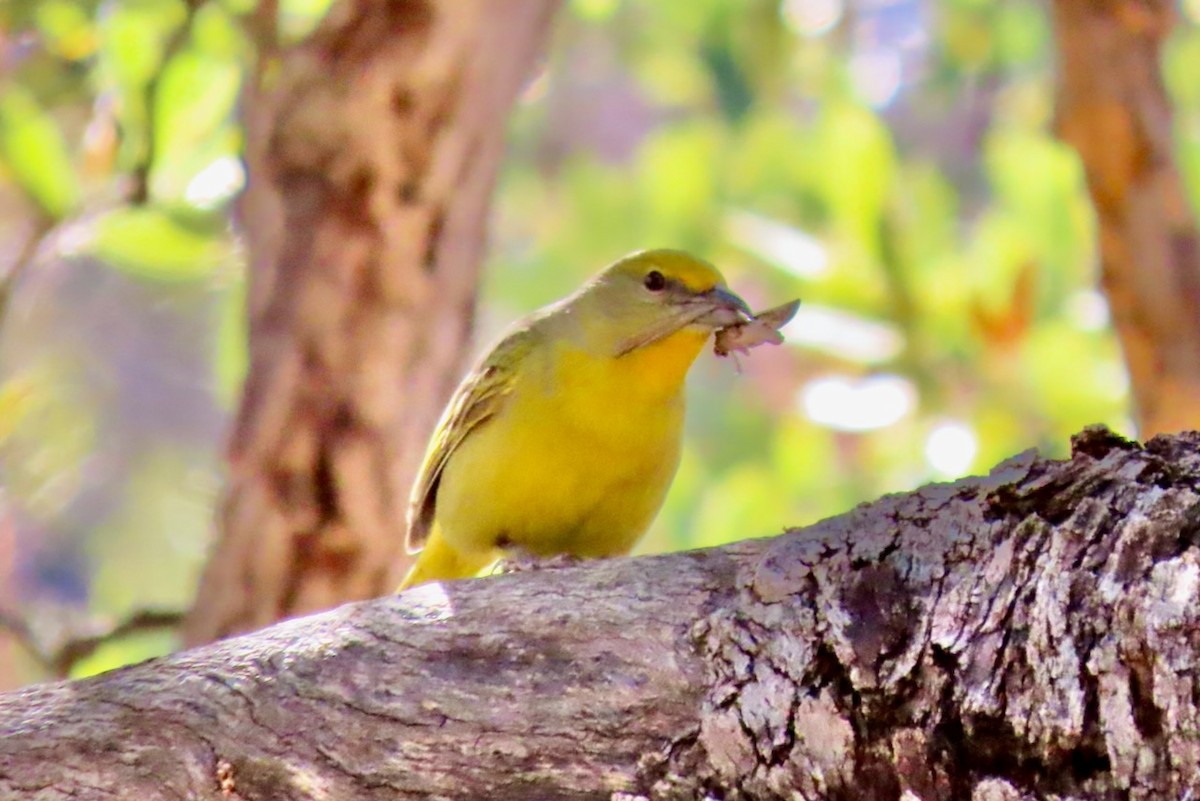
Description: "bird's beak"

(688, 286), (753, 328)
(616, 284), (754, 356)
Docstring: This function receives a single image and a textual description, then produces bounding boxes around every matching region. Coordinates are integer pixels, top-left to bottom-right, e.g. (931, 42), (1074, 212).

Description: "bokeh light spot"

(924, 421), (978, 477)
(781, 0), (844, 38)
(800, 374), (915, 432)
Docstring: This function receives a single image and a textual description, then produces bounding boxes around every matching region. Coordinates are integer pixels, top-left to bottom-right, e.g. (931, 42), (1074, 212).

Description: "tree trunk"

(6, 427), (1200, 800)
(1052, 0), (1200, 436)
(184, 0), (560, 645)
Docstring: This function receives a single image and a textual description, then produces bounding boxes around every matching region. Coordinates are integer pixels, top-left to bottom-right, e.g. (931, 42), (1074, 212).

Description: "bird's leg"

(494, 548), (586, 575)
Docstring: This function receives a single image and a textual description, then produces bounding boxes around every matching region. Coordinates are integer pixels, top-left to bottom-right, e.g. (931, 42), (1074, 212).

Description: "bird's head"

(571, 249), (752, 356)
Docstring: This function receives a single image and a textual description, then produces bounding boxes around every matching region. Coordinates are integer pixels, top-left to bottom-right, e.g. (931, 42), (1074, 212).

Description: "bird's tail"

(397, 529), (497, 591)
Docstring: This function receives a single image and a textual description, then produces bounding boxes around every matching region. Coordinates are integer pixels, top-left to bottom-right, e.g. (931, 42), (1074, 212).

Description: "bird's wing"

(405, 327), (536, 553)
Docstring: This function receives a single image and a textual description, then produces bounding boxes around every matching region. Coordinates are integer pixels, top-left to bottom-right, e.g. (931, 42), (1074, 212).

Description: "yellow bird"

(398, 249), (751, 589)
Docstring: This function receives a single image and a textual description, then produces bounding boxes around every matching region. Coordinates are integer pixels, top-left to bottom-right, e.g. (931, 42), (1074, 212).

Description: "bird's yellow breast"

(433, 327), (709, 560)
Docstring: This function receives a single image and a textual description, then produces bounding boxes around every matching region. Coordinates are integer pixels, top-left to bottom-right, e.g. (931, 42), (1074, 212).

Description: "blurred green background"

(2, 0), (1198, 683)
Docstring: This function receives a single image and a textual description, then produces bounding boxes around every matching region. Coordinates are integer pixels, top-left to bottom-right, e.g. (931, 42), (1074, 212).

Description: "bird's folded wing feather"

(405, 328), (535, 552)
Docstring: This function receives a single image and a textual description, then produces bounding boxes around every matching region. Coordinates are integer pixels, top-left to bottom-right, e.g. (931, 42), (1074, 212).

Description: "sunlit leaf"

(725, 110), (812, 203)
(153, 6), (244, 171)
(571, 0), (620, 22)
(635, 49), (711, 107)
(0, 88), (80, 217)
(97, 0), (186, 89)
(984, 127), (1092, 279)
(992, 2), (1048, 67)
(86, 206), (232, 281)
(151, 34), (244, 198)
(95, 0), (187, 169)
(1020, 321), (1130, 432)
(70, 630), (178, 680)
(812, 101), (896, 256)
(637, 121), (722, 244)
(35, 0), (98, 60)
(891, 161), (959, 278)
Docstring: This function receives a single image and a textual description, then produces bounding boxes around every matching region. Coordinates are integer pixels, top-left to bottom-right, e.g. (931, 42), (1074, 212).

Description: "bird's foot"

(495, 550), (586, 575)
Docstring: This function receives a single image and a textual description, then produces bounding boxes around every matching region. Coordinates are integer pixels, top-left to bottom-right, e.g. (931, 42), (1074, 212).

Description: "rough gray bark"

(4, 427), (1200, 800)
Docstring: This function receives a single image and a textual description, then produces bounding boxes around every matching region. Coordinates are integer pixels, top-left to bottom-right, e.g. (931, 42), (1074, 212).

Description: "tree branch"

(4, 427), (1200, 799)
(0, 213), (53, 327)
(0, 608), (34, 663)
(0, 606), (184, 678)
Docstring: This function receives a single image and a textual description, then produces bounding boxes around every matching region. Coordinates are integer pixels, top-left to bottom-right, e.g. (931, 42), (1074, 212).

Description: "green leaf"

(151, 41), (244, 199)
(636, 121), (722, 244)
(95, 0), (187, 169)
(702, 40), (753, 122)
(97, 0), (185, 90)
(812, 100), (897, 258)
(570, 0), (620, 22)
(1021, 321), (1130, 431)
(993, 2), (1048, 67)
(984, 127), (1092, 278)
(70, 630), (178, 680)
(87, 206), (232, 281)
(34, 0), (98, 61)
(0, 87), (80, 217)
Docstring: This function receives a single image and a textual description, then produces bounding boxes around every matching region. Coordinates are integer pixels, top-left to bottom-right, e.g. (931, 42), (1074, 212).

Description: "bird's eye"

(643, 270), (666, 292)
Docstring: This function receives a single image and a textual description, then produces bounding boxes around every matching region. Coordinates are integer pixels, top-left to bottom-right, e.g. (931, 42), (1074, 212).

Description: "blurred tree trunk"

(1052, 0), (1200, 437)
(184, 0), (560, 645)
(6, 428), (1200, 799)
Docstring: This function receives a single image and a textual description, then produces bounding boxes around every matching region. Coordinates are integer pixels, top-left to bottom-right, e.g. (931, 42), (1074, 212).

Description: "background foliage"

(1, 0), (1198, 684)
